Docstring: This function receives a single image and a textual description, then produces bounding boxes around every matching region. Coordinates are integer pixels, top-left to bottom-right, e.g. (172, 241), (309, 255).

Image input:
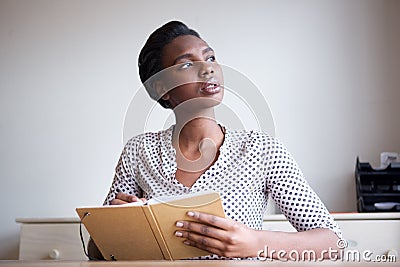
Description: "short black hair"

(138, 21), (201, 108)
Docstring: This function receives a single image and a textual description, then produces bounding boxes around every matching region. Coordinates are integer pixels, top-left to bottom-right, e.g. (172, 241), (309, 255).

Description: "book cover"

(76, 191), (225, 260)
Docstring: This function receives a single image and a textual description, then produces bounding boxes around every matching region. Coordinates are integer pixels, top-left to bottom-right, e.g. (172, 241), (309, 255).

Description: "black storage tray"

(355, 157), (400, 212)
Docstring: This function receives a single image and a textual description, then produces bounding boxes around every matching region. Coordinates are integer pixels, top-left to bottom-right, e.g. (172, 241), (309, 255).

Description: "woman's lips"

(200, 80), (222, 95)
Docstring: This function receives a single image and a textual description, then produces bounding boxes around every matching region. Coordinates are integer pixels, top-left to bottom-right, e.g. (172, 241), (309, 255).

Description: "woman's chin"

(173, 96), (223, 112)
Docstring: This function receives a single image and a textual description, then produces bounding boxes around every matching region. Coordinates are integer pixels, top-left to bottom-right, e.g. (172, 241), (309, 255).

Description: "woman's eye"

(179, 62), (193, 70)
(207, 56), (216, 62)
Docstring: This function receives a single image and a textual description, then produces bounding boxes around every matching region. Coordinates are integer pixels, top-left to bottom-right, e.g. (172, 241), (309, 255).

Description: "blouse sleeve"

(103, 138), (143, 205)
(264, 138), (342, 239)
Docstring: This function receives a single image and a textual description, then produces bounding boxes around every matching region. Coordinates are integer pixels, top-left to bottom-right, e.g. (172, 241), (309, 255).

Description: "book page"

(147, 190), (220, 205)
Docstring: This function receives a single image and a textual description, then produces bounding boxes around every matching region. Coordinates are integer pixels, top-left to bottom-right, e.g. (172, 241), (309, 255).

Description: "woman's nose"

(199, 61), (214, 77)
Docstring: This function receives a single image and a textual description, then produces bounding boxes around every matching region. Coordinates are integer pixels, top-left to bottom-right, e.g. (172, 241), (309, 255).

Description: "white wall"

(0, 0), (399, 260)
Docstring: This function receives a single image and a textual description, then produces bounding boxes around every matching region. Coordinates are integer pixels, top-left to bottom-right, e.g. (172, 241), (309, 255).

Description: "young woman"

(89, 21), (342, 260)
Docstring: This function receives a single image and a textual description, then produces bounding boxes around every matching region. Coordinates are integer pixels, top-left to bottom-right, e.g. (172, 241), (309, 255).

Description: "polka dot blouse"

(104, 125), (342, 258)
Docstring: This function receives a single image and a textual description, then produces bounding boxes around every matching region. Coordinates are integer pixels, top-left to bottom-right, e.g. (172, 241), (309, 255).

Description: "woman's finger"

(181, 234), (225, 256)
(110, 198), (128, 205)
(175, 227), (224, 251)
(186, 211), (234, 230)
(116, 192), (139, 203)
(175, 219), (228, 241)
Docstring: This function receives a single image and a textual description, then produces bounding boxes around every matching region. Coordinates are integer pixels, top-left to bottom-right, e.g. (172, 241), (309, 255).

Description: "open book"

(76, 191), (225, 260)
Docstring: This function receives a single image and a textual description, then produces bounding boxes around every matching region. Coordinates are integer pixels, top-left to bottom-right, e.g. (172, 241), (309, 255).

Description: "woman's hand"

(174, 211), (263, 258)
(110, 192), (147, 205)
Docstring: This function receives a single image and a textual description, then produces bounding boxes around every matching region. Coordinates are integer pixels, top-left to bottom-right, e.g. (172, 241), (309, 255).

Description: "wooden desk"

(0, 261), (398, 267)
(15, 214), (400, 262)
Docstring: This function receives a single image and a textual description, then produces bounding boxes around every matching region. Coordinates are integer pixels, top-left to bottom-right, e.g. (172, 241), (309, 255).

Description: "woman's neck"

(172, 107), (224, 173)
(173, 107), (224, 152)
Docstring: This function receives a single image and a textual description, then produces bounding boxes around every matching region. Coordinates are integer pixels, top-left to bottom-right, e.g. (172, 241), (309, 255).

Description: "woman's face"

(159, 35), (224, 109)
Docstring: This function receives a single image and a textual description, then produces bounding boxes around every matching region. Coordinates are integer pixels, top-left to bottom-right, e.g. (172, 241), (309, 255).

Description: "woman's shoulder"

(123, 126), (173, 149)
(225, 128), (288, 154)
(226, 128), (277, 144)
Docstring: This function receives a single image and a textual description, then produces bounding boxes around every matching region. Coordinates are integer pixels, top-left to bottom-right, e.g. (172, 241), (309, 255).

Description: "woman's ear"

(153, 80), (170, 101)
